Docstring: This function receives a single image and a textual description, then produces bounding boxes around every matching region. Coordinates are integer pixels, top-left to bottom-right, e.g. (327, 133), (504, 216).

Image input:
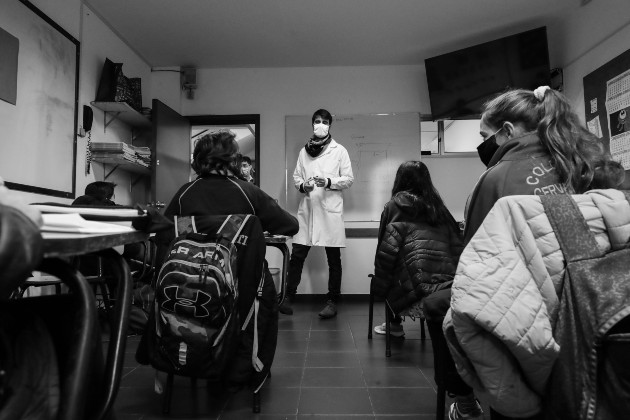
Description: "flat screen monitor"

(425, 27), (551, 120)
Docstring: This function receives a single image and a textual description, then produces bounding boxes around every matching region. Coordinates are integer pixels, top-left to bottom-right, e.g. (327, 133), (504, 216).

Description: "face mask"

(313, 123), (329, 138)
(477, 129), (501, 167)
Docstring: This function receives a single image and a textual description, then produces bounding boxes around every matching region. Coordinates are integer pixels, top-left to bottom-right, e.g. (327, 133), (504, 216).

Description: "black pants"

(285, 243), (342, 302)
(423, 288), (473, 396)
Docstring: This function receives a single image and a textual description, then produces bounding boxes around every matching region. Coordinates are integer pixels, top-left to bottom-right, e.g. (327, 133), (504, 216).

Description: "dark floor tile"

(298, 388), (373, 415)
(363, 367), (431, 388)
(222, 386), (300, 415)
(308, 339), (357, 352)
(310, 316), (350, 331)
(221, 415), (297, 420)
(368, 387), (437, 415)
(277, 338), (310, 352)
(298, 416), (375, 420)
(301, 367), (365, 387)
(309, 330), (354, 341)
(278, 315), (312, 330)
(278, 329), (311, 340)
(273, 352), (307, 367)
(265, 367), (303, 388)
(305, 351), (360, 367)
(375, 416), (435, 420)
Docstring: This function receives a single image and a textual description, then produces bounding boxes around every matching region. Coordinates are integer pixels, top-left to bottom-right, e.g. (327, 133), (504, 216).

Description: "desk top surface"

(42, 230), (149, 258)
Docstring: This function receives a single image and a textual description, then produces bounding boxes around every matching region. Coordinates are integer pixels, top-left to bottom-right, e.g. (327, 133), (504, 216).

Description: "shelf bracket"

(103, 111), (123, 132)
(104, 164), (120, 180)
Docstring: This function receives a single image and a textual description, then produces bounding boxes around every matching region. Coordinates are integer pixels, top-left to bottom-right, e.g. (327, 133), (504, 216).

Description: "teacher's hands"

(313, 176), (327, 187)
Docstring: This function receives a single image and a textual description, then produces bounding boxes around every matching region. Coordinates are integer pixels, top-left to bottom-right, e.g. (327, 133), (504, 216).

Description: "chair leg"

(253, 390), (261, 413)
(368, 290), (374, 339)
(163, 373), (174, 414)
(421, 317), (426, 341)
(385, 303), (391, 357)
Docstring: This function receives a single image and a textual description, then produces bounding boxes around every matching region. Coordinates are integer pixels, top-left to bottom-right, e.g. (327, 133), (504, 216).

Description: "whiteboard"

(285, 113), (421, 222)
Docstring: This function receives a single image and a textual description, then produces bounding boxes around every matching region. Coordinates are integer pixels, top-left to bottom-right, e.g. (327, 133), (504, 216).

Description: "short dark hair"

(85, 181), (116, 201)
(312, 109), (333, 125)
(241, 155), (252, 165)
(191, 130), (239, 177)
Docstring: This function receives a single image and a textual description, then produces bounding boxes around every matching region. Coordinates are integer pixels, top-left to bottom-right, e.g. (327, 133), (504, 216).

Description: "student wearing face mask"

(279, 108), (354, 318)
(423, 86), (624, 420)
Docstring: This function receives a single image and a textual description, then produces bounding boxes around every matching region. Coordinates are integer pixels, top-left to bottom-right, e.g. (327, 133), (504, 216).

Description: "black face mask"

(477, 134), (500, 167)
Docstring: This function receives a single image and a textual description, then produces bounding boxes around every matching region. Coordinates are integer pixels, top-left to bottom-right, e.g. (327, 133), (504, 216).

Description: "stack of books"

(90, 142), (152, 168)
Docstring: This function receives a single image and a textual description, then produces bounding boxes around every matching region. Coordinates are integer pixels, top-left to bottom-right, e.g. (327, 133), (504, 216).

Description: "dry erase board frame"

(0, 0), (79, 198)
(285, 113), (421, 222)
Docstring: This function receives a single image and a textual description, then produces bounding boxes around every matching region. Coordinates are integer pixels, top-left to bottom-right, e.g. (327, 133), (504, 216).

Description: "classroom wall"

(7, 0), (153, 208)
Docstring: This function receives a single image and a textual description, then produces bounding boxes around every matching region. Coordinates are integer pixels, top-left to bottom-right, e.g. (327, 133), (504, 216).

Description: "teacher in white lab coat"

(279, 109), (354, 319)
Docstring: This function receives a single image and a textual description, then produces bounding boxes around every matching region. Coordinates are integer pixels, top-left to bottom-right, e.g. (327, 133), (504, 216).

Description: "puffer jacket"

(373, 192), (464, 314)
(443, 189), (630, 418)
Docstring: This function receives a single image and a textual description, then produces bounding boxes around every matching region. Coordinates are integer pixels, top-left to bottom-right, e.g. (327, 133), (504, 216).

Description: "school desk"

(40, 230), (149, 420)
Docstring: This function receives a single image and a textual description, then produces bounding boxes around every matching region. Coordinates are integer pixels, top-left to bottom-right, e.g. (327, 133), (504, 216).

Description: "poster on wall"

(0, 0), (79, 198)
(583, 48), (630, 187)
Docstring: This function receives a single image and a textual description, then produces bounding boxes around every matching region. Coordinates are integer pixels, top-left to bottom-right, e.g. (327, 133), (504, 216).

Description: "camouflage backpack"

(144, 214), (250, 378)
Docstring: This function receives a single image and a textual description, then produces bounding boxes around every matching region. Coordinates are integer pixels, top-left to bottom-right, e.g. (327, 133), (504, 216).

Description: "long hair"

(482, 88), (624, 193)
(191, 129), (239, 177)
(391, 161), (454, 225)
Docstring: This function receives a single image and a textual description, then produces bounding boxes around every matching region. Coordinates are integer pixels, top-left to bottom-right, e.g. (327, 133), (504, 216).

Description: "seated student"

(72, 181), (118, 206)
(241, 155), (255, 183)
(164, 129), (297, 235)
(425, 86), (624, 420)
(0, 176), (43, 298)
(371, 161), (463, 337)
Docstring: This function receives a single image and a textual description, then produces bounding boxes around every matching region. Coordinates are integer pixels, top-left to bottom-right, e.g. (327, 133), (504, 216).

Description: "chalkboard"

(0, 0), (79, 198)
(285, 113), (421, 222)
(583, 48), (630, 188)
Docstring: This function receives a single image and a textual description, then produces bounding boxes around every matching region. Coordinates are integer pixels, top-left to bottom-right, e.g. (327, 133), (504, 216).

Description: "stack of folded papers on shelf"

(40, 213), (136, 234)
(90, 142), (152, 168)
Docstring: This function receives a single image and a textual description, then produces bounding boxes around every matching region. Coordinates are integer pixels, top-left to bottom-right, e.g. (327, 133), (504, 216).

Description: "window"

(420, 117), (481, 156)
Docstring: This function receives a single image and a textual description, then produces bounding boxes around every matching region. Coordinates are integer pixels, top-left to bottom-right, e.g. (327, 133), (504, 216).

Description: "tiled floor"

(111, 298), (451, 419)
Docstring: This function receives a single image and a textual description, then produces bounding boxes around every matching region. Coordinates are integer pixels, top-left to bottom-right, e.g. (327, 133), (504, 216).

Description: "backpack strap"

(540, 194), (601, 262)
(173, 215), (197, 236)
(241, 268), (266, 372)
(217, 214), (251, 244)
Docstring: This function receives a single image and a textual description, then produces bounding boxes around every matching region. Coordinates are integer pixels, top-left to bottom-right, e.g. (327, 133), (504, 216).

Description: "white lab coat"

(292, 139), (354, 247)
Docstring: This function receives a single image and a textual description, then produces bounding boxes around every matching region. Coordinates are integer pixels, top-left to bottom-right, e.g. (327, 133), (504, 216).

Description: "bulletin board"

(285, 113), (421, 222)
(583, 48), (630, 188)
(0, 0), (79, 198)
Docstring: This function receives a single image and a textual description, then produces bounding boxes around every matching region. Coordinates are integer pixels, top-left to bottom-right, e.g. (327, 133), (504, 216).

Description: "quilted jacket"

(443, 189), (630, 417)
(373, 192), (464, 314)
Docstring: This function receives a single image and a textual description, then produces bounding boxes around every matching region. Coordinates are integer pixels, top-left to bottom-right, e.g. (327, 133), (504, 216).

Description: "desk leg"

(269, 243), (289, 304)
(38, 258), (98, 420)
(92, 248), (133, 420)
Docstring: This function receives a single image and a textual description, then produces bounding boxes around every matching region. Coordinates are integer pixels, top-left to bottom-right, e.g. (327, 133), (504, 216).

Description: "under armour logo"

(161, 286), (211, 317)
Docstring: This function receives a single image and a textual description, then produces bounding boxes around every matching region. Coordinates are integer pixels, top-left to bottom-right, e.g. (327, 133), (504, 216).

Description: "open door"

(151, 99), (191, 209)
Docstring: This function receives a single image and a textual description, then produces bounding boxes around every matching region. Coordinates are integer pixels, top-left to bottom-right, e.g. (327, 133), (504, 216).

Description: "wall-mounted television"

(425, 27), (551, 120)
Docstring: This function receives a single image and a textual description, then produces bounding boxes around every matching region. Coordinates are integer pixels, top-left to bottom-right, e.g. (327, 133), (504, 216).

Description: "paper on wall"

(587, 116), (603, 138)
(605, 69), (630, 169)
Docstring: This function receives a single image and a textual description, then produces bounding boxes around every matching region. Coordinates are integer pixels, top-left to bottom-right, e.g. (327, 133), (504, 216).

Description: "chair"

(367, 274), (425, 357)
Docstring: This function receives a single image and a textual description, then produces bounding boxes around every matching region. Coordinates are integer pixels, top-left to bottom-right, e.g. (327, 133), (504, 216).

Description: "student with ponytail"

(464, 85), (623, 243)
(425, 86), (624, 420)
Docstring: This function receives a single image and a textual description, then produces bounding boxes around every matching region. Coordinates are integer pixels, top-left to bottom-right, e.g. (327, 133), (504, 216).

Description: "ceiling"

(84, 0), (582, 69)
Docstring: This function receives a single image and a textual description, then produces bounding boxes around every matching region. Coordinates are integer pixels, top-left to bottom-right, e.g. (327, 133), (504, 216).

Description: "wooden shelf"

(91, 101), (151, 128)
(91, 155), (151, 177)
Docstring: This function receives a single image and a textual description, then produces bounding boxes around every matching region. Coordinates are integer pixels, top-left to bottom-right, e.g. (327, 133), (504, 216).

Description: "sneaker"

(373, 322), (405, 337)
(448, 401), (484, 420)
(318, 300), (337, 319)
(278, 296), (293, 315)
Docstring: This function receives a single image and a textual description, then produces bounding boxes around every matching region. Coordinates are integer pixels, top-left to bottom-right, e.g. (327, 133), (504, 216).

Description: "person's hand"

(313, 176), (327, 187)
(303, 179), (315, 192)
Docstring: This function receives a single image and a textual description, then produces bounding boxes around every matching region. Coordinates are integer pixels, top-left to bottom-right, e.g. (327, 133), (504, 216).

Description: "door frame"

(187, 114), (260, 185)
